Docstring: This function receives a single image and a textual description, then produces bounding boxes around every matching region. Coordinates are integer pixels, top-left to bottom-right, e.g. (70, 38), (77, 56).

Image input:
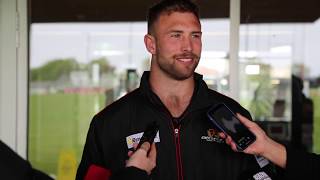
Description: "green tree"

(248, 63), (274, 120)
(31, 58), (80, 82)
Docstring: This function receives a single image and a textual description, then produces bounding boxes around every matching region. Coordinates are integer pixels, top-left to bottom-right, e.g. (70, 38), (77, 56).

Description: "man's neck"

(149, 71), (195, 118)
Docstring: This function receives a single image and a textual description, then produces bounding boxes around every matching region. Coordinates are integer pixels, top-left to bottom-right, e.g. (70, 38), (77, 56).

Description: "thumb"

(140, 142), (151, 152)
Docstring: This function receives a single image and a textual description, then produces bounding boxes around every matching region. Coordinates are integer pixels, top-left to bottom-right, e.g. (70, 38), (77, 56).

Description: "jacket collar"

(139, 71), (215, 112)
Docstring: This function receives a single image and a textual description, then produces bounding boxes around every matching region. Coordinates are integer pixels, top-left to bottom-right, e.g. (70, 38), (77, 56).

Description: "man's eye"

(192, 34), (201, 38)
(171, 33), (181, 38)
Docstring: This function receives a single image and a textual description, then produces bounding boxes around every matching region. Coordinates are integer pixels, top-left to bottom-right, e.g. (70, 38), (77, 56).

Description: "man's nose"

(181, 36), (192, 52)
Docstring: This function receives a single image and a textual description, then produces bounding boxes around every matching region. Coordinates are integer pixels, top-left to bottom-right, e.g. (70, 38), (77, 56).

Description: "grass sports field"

(29, 90), (320, 178)
(29, 93), (106, 178)
(311, 90), (320, 153)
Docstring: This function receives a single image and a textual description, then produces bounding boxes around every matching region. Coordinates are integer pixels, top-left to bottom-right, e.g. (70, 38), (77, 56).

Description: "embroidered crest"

(201, 128), (225, 143)
(207, 129), (217, 137)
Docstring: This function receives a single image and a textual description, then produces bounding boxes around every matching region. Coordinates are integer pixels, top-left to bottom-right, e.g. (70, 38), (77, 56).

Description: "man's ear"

(144, 34), (156, 55)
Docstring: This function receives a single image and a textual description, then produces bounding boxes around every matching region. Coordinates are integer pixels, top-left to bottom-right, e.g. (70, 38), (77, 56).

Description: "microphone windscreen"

(84, 164), (112, 180)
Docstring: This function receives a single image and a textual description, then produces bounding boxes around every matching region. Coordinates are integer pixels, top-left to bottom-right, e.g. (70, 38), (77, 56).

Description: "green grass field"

(29, 93), (106, 177)
(311, 90), (320, 153)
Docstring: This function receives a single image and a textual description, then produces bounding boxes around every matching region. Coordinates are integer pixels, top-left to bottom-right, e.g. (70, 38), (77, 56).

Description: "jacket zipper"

(173, 123), (183, 180)
(148, 93), (204, 180)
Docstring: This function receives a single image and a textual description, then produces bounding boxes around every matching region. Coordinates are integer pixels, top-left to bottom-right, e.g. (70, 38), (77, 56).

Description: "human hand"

(126, 142), (157, 175)
(219, 113), (287, 168)
(218, 113), (271, 156)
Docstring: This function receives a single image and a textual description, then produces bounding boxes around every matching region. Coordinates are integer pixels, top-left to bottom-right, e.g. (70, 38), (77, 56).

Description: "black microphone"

(136, 121), (159, 151)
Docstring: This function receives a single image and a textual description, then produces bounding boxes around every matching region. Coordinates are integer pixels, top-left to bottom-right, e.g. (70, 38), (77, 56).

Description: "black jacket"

(0, 140), (53, 180)
(284, 146), (320, 179)
(76, 71), (267, 180)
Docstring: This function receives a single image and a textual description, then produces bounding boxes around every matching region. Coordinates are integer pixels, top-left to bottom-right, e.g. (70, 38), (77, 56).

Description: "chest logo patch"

(201, 128), (225, 143)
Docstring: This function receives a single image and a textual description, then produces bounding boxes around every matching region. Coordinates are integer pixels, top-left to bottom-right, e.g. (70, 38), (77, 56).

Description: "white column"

(16, 0), (28, 158)
(0, 0), (28, 158)
(0, 0), (18, 151)
(229, 0), (240, 101)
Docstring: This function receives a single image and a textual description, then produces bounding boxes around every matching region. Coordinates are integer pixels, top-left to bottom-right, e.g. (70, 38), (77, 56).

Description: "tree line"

(30, 58), (113, 82)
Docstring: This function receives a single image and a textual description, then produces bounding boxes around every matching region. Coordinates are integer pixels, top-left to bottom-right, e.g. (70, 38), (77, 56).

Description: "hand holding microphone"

(126, 122), (158, 174)
(110, 123), (158, 180)
(126, 142), (157, 175)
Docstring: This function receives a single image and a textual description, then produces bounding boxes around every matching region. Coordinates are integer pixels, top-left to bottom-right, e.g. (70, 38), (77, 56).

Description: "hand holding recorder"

(207, 103), (256, 151)
(219, 113), (287, 169)
(126, 122), (159, 175)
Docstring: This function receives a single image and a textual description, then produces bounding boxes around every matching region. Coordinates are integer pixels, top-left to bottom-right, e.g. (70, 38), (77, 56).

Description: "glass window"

(239, 24), (292, 121)
(29, 22), (148, 178)
(197, 19), (230, 93)
(239, 19), (320, 153)
(291, 19), (320, 153)
(29, 19), (230, 178)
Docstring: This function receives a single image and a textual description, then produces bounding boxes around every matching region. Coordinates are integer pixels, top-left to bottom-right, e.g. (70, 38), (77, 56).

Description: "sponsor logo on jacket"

(126, 131), (160, 149)
(201, 129), (225, 143)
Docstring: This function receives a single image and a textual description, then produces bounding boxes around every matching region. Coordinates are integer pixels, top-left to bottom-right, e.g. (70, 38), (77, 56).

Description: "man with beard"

(77, 1), (277, 180)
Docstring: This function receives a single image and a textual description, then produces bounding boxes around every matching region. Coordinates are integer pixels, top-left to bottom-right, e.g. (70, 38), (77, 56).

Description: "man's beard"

(157, 52), (200, 81)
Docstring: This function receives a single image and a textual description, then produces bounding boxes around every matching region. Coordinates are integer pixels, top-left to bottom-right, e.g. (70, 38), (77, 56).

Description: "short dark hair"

(147, 0), (200, 34)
